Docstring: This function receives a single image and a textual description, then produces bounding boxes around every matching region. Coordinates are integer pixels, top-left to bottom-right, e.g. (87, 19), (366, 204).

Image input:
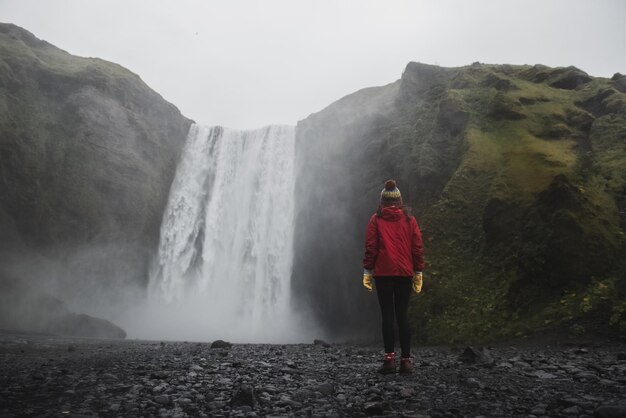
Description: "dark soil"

(1, 332), (625, 417)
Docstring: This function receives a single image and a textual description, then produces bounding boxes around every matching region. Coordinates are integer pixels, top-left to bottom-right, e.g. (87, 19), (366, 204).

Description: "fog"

(1, 0), (624, 128)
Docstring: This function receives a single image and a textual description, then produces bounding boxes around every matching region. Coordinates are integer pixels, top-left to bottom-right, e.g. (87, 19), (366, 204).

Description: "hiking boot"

(378, 352), (396, 374)
(399, 357), (413, 374)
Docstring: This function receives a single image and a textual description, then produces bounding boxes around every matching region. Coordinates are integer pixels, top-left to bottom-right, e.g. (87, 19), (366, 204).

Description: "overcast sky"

(1, 0), (625, 128)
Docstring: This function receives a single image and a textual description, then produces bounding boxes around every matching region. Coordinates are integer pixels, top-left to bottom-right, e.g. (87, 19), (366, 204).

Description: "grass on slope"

(408, 64), (626, 344)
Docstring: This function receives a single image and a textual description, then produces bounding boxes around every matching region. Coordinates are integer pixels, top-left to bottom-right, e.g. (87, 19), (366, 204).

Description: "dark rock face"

(0, 23), (191, 283)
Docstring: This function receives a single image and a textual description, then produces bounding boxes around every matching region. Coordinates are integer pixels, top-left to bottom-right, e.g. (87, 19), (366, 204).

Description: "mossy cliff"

(293, 62), (626, 343)
(0, 23), (191, 284)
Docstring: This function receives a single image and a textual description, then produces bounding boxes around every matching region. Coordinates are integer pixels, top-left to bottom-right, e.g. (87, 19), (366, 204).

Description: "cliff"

(0, 23), (192, 336)
(293, 61), (626, 343)
(0, 23), (191, 283)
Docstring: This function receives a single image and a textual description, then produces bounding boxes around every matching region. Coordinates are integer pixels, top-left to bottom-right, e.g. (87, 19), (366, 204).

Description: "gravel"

(1, 333), (625, 417)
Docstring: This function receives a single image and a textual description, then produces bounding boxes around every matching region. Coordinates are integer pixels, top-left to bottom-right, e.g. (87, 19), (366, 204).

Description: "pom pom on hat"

(380, 179), (402, 205)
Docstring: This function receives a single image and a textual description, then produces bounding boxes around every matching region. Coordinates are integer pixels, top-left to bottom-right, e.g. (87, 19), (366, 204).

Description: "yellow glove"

(412, 271), (423, 294)
(363, 270), (373, 292)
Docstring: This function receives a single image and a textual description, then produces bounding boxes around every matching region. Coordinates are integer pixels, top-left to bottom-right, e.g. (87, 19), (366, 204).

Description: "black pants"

(375, 277), (412, 358)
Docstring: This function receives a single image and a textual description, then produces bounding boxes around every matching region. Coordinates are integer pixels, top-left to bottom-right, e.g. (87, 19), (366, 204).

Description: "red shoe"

(399, 357), (413, 374)
(378, 352), (396, 374)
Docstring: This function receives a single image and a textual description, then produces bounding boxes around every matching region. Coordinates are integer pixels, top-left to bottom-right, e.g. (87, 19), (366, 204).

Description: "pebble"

(1, 335), (625, 416)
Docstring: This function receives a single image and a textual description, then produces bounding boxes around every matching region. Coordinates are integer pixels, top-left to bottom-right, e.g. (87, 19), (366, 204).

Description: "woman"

(363, 180), (425, 374)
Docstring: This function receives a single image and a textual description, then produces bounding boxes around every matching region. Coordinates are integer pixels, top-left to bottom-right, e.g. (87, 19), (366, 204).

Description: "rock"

(154, 395), (170, 405)
(230, 385), (258, 409)
(466, 377), (484, 389)
(534, 371), (557, 379)
(152, 383), (168, 393)
(575, 371), (599, 381)
(313, 339), (330, 347)
(617, 352), (626, 361)
(562, 405), (581, 415)
(293, 388), (314, 402)
(459, 347), (494, 365)
(100, 373), (119, 382)
(530, 404), (547, 415)
(364, 401), (385, 415)
(210, 339), (231, 349)
(314, 383), (335, 396)
(150, 371), (169, 379)
(399, 387), (416, 398)
(594, 405), (626, 418)
(67, 344), (77, 352)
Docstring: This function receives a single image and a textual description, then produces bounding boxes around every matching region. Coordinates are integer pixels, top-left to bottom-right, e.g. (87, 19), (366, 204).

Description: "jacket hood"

(379, 206), (405, 222)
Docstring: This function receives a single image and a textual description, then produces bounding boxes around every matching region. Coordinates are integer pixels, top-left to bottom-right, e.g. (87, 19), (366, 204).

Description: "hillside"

(293, 62), (626, 343)
(0, 23), (191, 291)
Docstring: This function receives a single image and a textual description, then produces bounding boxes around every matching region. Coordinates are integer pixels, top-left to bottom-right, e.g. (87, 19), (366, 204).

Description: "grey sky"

(1, 0), (625, 129)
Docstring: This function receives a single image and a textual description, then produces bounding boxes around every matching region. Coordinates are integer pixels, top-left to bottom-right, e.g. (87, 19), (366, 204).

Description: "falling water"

(146, 124), (303, 342)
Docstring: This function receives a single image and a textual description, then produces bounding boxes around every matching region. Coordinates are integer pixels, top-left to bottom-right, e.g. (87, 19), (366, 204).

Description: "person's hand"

(412, 271), (423, 294)
(363, 269), (373, 292)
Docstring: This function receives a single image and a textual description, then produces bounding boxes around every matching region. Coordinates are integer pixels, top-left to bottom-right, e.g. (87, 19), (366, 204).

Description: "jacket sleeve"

(410, 217), (425, 271)
(363, 215), (378, 270)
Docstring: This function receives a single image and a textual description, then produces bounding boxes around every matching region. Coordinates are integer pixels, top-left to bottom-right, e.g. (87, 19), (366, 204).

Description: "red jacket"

(363, 206), (425, 277)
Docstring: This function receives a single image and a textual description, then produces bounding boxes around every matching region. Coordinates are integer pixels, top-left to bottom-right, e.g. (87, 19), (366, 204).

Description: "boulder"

(230, 385), (258, 409)
(459, 347), (495, 365)
(210, 340), (232, 349)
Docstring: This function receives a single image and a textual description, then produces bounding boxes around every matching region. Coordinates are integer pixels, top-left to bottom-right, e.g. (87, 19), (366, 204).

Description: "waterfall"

(146, 124), (303, 342)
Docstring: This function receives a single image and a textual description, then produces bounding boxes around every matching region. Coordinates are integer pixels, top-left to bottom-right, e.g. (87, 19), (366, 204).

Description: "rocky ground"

(1, 332), (626, 417)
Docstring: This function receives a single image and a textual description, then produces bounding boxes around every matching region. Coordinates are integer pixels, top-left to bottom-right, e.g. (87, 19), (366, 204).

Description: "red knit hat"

(380, 180), (402, 206)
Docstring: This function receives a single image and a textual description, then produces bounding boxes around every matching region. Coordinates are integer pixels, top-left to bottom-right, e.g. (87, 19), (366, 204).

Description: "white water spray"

(138, 124), (306, 342)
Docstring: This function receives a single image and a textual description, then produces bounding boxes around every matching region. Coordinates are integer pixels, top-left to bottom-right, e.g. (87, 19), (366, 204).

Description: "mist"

(1, 0), (624, 128)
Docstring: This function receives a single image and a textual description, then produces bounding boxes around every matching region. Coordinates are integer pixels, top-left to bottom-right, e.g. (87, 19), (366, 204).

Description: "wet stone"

(2, 334), (626, 417)
(210, 340), (232, 349)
